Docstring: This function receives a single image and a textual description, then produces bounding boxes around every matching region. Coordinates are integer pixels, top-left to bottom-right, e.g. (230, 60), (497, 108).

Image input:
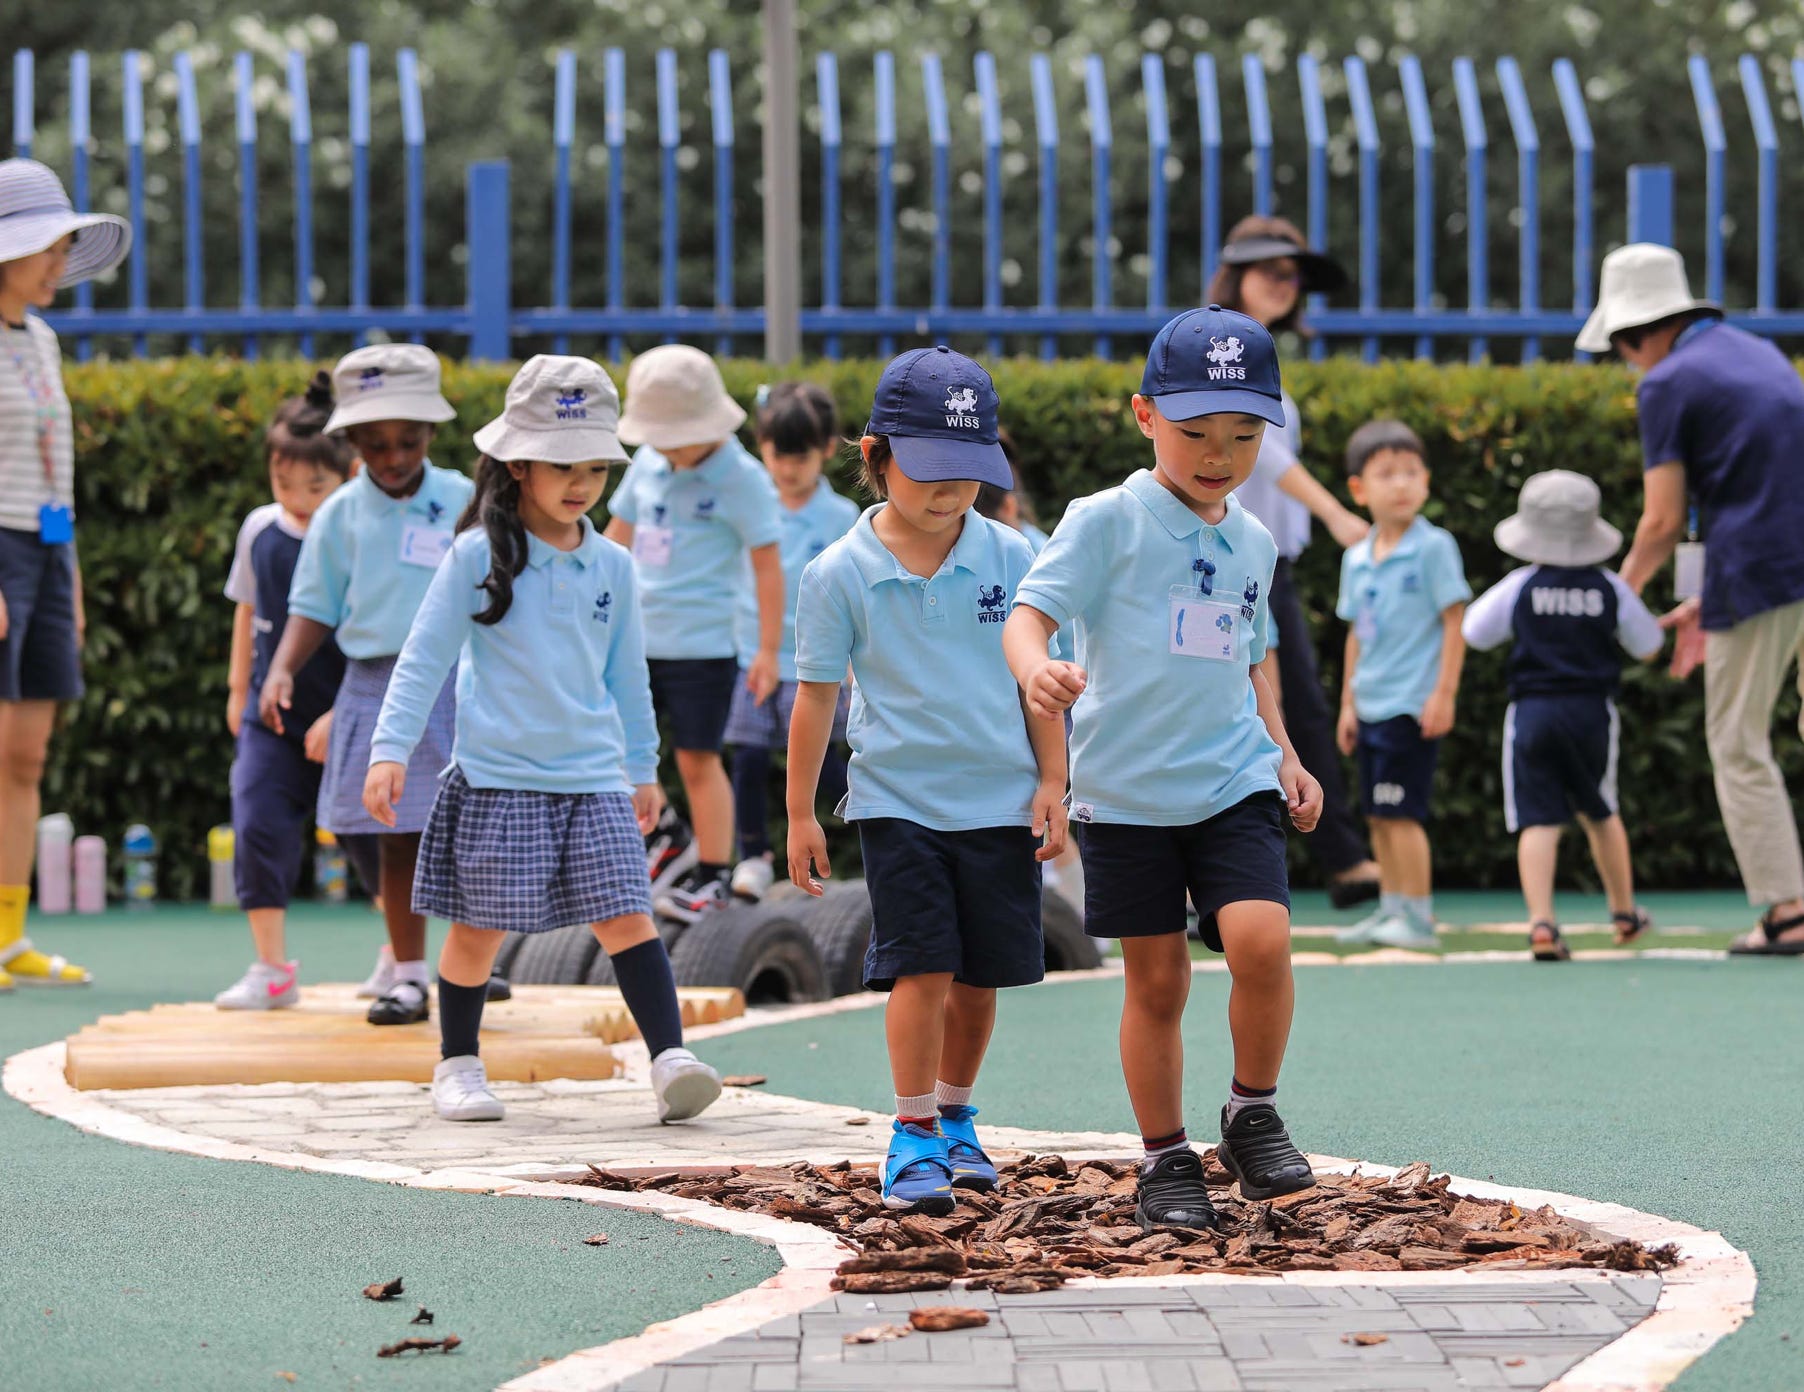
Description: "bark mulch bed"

(572, 1153), (1679, 1294)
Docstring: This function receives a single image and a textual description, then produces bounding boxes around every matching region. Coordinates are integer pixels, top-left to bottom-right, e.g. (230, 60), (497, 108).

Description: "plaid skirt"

(412, 766), (653, 933)
(316, 656), (457, 836)
(722, 674), (851, 749)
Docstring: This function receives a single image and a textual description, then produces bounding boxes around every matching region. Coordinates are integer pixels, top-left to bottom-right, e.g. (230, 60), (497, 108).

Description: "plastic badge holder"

(1673, 542), (1704, 602)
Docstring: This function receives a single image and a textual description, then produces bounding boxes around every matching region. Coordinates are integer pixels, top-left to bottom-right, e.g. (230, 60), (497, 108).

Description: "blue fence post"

(1343, 55), (1380, 363)
(1687, 56), (1725, 304)
(349, 43), (371, 347)
(1194, 54), (1222, 295)
(466, 161), (511, 361)
(1739, 54), (1777, 316)
(1242, 54), (1271, 217)
(1297, 53), (1328, 361)
(656, 49), (679, 345)
(975, 50), (1003, 358)
(174, 51), (204, 354)
(1142, 54), (1169, 318)
(1552, 59), (1594, 360)
(12, 50), (32, 159)
(603, 47), (625, 361)
(122, 51), (147, 357)
(711, 49), (736, 357)
(1030, 53), (1059, 362)
(1452, 58), (1488, 362)
(68, 50), (93, 360)
(922, 53), (951, 329)
(1398, 55), (1435, 360)
(234, 52), (259, 360)
(1496, 57), (1541, 361)
(874, 51), (896, 357)
(1085, 54), (1113, 358)
(549, 49), (575, 355)
(288, 51), (315, 358)
(398, 48), (426, 343)
(816, 51), (841, 358)
(1627, 165), (1674, 246)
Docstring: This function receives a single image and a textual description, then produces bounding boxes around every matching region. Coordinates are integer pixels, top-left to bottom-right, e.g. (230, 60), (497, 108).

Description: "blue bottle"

(123, 823), (157, 911)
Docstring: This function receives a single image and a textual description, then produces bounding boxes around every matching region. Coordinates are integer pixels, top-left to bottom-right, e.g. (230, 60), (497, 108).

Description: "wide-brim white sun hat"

(324, 343), (458, 433)
(1575, 243), (1721, 354)
(0, 159), (132, 286)
(473, 355), (627, 464)
(616, 344), (748, 450)
(1493, 469), (1623, 568)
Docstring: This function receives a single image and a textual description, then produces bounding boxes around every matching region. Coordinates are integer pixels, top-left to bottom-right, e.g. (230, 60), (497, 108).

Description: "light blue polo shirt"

(286, 461), (474, 660)
(370, 519), (658, 795)
(734, 477), (861, 680)
(1015, 470), (1282, 827)
(1335, 515), (1472, 722)
(795, 507), (1039, 832)
(1018, 521), (1073, 664)
(608, 437), (783, 660)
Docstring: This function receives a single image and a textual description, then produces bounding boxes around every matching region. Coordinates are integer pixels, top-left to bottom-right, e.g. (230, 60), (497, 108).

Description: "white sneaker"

(214, 961), (299, 1010)
(432, 1055), (505, 1122)
(730, 854), (775, 902)
(1335, 908), (1390, 944)
(1370, 915), (1439, 950)
(649, 1047), (722, 1123)
(356, 943), (396, 999)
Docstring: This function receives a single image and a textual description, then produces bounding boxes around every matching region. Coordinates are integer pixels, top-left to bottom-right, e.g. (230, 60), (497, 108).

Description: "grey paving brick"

(1016, 1367), (1062, 1392)
(749, 1370), (799, 1392)
(1447, 1356), (1513, 1388)
(1533, 1301), (1632, 1334)
(1235, 1363), (1465, 1391)
(1218, 1330), (1268, 1360)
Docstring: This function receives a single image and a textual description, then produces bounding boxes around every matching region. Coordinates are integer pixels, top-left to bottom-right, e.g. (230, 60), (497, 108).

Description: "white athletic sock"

(1224, 1081), (1277, 1127)
(895, 1092), (937, 1125)
(935, 1080), (974, 1113)
(394, 958), (430, 985)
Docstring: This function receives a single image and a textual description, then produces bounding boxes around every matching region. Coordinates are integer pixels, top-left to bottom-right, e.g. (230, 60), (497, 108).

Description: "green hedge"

(57, 356), (1777, 898)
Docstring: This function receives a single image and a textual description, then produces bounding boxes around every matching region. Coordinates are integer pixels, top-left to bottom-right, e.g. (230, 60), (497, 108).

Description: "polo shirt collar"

(525, 516), (601, 570)
(1673, 317), (1721, 354)
(355, 459), (451, 517)
(1350, 514), (1429, 568)
(846, 505), (986, 586)
(1124, 468), (1242, 552)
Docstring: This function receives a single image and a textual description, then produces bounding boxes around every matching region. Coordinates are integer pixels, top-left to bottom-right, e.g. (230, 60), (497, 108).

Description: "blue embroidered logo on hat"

(357, 367), (386, 392)
(864, 346), (1013, 489)
(555, 388), (588, 419)
(1140, 306), (1285, 427)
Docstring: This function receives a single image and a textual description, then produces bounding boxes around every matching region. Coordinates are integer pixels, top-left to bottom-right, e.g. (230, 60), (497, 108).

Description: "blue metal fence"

(5, 44), (1801, 362)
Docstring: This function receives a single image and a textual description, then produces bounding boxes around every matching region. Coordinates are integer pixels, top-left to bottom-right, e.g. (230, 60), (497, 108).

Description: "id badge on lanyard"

(1673, 507), (1704, 602)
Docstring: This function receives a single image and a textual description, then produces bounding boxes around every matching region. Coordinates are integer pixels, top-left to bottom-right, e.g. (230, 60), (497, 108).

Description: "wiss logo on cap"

(1140, 305), (1285, 426)
(865, 345), (1013, 489)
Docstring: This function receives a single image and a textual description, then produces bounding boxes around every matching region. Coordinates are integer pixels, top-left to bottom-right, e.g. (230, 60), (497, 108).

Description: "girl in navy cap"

(788, 347), (1068, 1214)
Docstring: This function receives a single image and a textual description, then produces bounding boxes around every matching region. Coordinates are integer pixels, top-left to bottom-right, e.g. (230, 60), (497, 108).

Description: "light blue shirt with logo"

(286, 461), (474, 660)
(370, 519), (658, 795)
(794, 508), (1039, 831)
(734, 477), (861, 680)
(1015, 470), (1282, 827)
(1335, 515), (1472, 722)
(608, 437), (783, 660)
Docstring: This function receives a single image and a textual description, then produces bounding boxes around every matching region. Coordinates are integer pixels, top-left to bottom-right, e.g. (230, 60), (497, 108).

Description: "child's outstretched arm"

(1004, 605), (1087, 720)
(785, 681), (840, 894)
(227, 602), (254, 735)
(1254, 665), (1323, 832)
(1420, 604), (1467, 740)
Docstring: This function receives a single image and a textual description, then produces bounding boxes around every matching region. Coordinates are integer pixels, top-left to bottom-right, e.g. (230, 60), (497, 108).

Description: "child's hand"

(258, 668), (295, 735)
(1024, 660), (1087, 721)
(746, 650), (779, 706)
(1419, 689), (1456, 741)
(362, 761), (406, 828)
(1281, 756), (1323, 833)
(226, 688), (246, 738)
(1336, 705), (1358, 757)
(631, 782), (665, 835)
(303, 711), (333, 764)
(1660, 596), (1703, 679)
(1032, 782), (1069, 862)
(787, 817), (830, 896)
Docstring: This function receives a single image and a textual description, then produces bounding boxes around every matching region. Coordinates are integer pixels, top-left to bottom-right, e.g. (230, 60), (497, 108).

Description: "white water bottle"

(73, 836), (106, 914)
(36, 814), (73, 915)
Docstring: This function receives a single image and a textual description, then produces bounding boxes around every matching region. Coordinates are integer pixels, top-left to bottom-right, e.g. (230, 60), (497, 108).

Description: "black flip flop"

(1729, 909), (1804, 956)
(1529, 921), (1571, 963)
(1612, 907), (1652, 948)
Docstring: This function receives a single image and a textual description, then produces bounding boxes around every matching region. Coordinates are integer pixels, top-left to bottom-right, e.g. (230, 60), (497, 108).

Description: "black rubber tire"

(584, 917), (687, 986)
(490, 931), (528, 977)
(796, 881), (874, 998)
(507, 923), (601, 985)
(1041, 883), (1101, 972)
(667, 905), (829, 1005)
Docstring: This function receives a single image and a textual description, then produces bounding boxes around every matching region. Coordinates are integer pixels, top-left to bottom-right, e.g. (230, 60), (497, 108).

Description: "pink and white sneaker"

(214, 960), (299, 1010)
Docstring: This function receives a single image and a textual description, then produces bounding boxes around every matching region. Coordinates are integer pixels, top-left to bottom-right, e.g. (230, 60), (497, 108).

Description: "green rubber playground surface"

(1, 896), (1795, 1390)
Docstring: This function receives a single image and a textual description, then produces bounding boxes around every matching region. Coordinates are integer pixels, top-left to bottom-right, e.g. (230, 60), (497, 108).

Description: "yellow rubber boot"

(0, 885), (91, 986)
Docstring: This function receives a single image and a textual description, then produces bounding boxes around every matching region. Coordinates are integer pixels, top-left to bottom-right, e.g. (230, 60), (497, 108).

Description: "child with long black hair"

(365, 356), (720, 1123)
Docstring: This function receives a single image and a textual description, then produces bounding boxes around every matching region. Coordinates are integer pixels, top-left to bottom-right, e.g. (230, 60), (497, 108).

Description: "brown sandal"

(1612, 907), (1652, 948)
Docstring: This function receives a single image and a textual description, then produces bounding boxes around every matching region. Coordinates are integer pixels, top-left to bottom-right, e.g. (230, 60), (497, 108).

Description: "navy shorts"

(1357, 715), (1440, 823)
(723, 675), (850, 749)
(857, 818), (1043, 991)
(0, 527), (82, 703)
(1078, 793), (1291, 953)
(1504, 695), (1620, 832)
(231, 721), (323, 910)
(648, 657), (740, 753)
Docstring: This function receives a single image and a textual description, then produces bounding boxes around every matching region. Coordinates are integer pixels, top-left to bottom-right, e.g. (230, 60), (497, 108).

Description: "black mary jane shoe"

(367, 982), (431, 1026)
(485, 974), (512, 1002)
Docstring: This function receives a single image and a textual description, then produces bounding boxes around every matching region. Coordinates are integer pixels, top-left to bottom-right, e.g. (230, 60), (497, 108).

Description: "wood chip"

(721, 1075), (767, 1087)
(376, 1334), (461, 1357)
(909, 1307), (991, 1332)
(844, 1323), (912, 1344)
(410, 1305), (434, 1325)
(582, 1233), (610, 1247)
(845, 1116), (871, 1126)
(361, 1277), (403, 1302)
(837, 1248), (967, 1277)
(832, 1271), (954, 1294)
(1343, 1332), (1390, 1347)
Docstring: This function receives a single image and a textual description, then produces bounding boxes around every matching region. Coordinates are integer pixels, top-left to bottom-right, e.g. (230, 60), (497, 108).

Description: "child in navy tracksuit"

(214, 375), (353, 1009)
(366, 355), (721, 1124)
(1463, 470), (1664, 960)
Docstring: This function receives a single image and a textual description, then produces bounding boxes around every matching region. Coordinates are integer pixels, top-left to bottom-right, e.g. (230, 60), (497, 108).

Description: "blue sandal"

(936, 1105), (999, 1191)
(882, 1120), (955, 1214)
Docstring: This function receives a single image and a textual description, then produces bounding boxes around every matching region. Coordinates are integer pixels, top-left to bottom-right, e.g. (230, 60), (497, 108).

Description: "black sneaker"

(1216, 1104), (1315, 1200)
(645, 806), (699, 897)
(1134, 1149), (1219, 1232)
(367, 979), (430, 1026)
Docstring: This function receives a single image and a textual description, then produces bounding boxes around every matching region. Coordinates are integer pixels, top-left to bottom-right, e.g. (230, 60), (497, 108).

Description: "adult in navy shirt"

(1582, 244), (1804, 955)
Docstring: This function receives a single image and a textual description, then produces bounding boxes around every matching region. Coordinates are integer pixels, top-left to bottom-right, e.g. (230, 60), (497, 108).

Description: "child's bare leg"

(439, 921), (507, 987)
(938, 982), (996, 1088)
(1576, 814), (1636, 915)
(1370, 818), (1431, 897)
(1217, 901), (1293, 1090)
(675, 749), (735, 867)
(247, 908), (288, 965)
(1118, 935), (1192, 1140)
(1517, 825), (1562, 924)
(378, 833), (427, 963)
(592, 913), (659, 956)
(887, 973), (953, 1112)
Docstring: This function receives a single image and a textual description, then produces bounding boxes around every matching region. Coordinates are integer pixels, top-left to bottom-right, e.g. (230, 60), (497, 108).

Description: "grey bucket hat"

(1494, 470), (1622, 568)
(0, 159), (132, 285)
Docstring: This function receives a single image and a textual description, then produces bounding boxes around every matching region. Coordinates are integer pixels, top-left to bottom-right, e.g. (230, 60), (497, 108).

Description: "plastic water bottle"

(208, 825), (236, 911)
(73, 836), (107, 914)
(35, 814), (73, 915)
(314, 829), (348, 904)
(123, 824), (157, 912)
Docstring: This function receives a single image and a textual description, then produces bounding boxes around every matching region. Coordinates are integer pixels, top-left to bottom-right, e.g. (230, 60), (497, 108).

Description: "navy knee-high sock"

(438, 977), (488, 1059)
(730, 745), (771, 860)
(609, 939), (684, 1058)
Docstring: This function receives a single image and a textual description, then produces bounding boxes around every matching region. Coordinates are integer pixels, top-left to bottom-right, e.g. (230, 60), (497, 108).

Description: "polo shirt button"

(929, 597), (938, 606)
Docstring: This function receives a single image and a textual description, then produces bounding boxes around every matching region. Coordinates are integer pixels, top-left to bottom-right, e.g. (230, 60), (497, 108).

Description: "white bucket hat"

(473, 355), (626, 464)
(0, 158), (131, 285)
(324, 343), (457, 433)
(1575, 243), (1721, 354)
(1494, 470), (1622, 568)
(616, 344), (747, 451)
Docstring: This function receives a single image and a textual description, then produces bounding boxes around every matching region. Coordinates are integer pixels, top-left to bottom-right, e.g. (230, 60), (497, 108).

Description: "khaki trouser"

(1704, 598), (1804, 905)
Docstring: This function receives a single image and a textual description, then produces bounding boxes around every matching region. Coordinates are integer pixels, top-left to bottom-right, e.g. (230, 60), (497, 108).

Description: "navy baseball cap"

(1139, 305), (1285, 426)
(864, 345), (1012, 489)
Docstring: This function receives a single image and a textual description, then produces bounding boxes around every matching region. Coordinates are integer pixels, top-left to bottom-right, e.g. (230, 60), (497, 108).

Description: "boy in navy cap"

(1005, 308), (1323, 1231)
(788, 346), (1069, 1215)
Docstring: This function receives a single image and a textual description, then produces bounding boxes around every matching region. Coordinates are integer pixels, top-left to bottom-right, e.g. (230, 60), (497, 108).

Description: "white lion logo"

(945, 387), (979, 414)
(1207, 335), (1244, 368)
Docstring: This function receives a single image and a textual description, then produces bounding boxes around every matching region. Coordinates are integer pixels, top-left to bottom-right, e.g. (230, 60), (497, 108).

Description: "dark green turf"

(0, 904), (779, 1392)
